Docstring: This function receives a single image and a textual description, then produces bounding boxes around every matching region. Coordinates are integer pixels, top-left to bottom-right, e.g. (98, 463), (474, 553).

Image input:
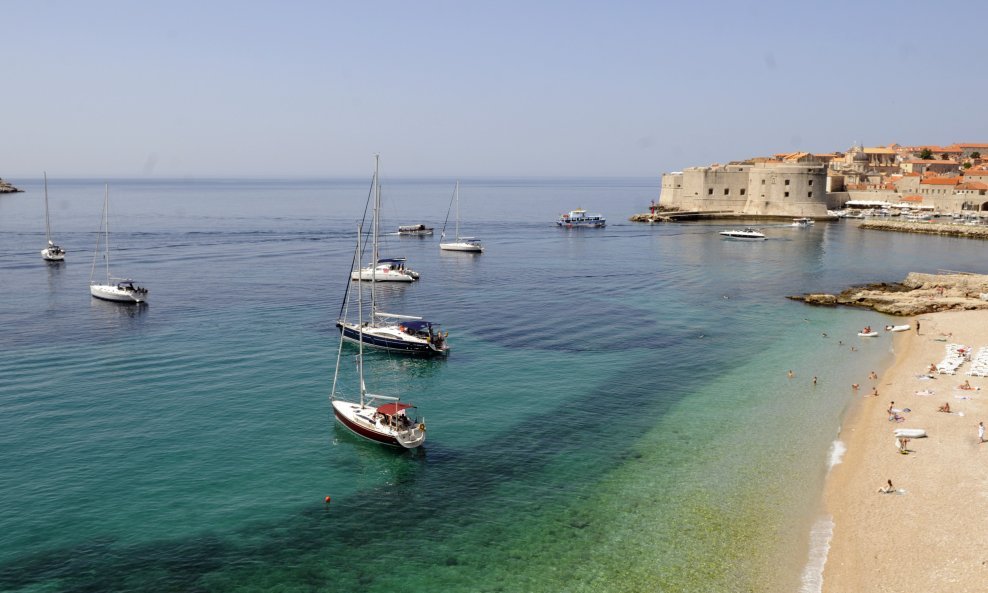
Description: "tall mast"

(43, 172), (52, 243)
(103, 185), (111, 282)
(454, 180), (460, 240)
(371, 154), (379, 320)
(357, 221), (366, 407)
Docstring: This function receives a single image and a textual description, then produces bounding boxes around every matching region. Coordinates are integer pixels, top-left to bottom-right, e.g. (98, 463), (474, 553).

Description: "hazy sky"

(5, 0), (988, 178)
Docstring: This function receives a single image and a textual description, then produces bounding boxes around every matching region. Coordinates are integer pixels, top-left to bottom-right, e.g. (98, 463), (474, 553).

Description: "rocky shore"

(860, 219), (988, 239)
(0, 178), (23, 193)
(788, 272), (988, 315)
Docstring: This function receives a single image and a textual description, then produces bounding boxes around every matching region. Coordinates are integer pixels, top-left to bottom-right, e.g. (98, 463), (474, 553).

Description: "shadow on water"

(0, 319), (729, 592)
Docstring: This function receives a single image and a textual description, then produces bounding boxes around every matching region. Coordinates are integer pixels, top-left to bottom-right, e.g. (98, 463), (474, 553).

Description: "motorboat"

(351, 257), (419, 282)
(89, 185), (148, 304)
(331, 222), (427, 449)
(440, 181), (484, 253)
(397, 224), (433, 236)
(719, 228), (765, 240)
(557, 208), (605, 228)
(40, 173), (66, 262)
(791, 217), (814, 227)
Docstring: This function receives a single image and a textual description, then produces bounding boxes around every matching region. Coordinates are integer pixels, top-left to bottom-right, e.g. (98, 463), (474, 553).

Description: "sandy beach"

(822, 310), (988, 592)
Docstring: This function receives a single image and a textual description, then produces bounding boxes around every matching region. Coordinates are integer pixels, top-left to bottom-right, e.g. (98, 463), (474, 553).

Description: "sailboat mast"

(103, 185), (111, 282)
(371, 154), (379, 321)
(357, 221), (366, 407)
(454, 180), (460, 240)
(43, 172), (52, 243)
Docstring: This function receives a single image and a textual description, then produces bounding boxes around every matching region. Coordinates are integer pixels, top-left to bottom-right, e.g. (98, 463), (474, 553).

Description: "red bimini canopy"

(377, 402), (414, 415)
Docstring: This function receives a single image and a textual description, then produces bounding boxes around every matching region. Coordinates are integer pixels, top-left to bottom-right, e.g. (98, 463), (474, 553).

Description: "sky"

(4, 0), (988, 178)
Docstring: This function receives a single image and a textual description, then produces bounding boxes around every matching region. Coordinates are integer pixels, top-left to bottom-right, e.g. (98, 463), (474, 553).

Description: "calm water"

(1, 177), (984, 592)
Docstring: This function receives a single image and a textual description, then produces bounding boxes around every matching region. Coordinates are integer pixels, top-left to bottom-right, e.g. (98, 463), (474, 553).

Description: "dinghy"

(885, 324), (910, 332)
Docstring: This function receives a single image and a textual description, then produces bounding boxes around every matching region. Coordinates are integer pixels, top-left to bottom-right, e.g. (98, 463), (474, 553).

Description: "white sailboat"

(40, 172), (66, 262)
(331, 224), (427, 449)
(337, 156), (448, 356)
(89, 185), (148, 304)
(350, 159), (419, 282)
(439, 181), (483, 253)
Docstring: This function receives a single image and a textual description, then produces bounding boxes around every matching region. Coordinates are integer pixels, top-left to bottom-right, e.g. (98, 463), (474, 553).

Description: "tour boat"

(89, 185), (148, 304)
(557, 208), (606, 228)
(439, 181), (484, 253)
(719, 228), (766, 240)
(40, 173), (66, 262)
(331, 224), (427, 449)
(397, 224), (433, 236)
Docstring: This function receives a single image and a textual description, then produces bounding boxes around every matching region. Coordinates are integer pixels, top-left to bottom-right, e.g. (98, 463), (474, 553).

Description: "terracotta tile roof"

(864, 147), (897, 154)
(955, 143), (988, 149)
(905, 159), (959, 164)
(956, 182), (988, 190)
(902, 172), (922, 177)
(920, 177), (962, 185)
(902, 195), (924, 202)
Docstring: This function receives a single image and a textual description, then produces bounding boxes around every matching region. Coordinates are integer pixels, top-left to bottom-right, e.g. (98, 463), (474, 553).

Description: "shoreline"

(819, 310), (988, 592)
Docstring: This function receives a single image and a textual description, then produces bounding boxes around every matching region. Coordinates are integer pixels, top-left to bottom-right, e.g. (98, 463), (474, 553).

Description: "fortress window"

(740, 188), (746, 195)
(785, 191), (790, 197)
(785, 179), (790, 185)
(724, 188), (730, 195)
(708, 188), (713, 195)
(808, 191), (813, 197)
(761, 179), (766, 185)
(809, 179), (814, 186)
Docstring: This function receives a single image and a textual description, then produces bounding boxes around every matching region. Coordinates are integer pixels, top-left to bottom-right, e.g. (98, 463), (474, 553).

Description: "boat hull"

(439, 242), (484, 252)
(337, 322), (448, 356)
(332, 400), (426, 448)
(350, 268), (416, 282)
(41, 248), (65, 261)
(90, 284), (148, 303)
(556, 221), (605, 228)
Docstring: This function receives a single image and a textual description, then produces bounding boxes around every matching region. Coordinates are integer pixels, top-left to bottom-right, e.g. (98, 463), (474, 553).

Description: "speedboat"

(791, 217), (814, 227)
(351, 257), (419, 282)
(557, 208), (605, 228)
(397, 224), (433, 236)
(719, 228), (765, 240)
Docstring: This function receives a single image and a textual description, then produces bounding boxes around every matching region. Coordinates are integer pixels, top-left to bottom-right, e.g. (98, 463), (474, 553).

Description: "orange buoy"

(324, 496), (331, 504)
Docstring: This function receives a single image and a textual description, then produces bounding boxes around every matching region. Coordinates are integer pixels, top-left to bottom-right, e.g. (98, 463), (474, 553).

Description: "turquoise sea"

(1, 177), (984, 592)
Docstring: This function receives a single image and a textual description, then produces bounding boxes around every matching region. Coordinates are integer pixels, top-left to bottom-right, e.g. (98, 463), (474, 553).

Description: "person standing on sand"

(916, 320), (920, 334)
(979, 421), (985, 444)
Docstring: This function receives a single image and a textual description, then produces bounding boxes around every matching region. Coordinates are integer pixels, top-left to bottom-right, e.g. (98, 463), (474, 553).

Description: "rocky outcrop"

(788, 273), (988, 316)
(861, 219), (988, 239)
(0, 178), (23, 193)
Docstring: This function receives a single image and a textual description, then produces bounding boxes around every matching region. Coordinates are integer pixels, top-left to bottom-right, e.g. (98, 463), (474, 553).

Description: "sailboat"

(40, 173), (66, 262)
(331, 224), (428, 449)
(89, 185), (148, 303)
(336, 156), (449, 356)
(439, 181), (483, 252)
(350, 160), (420, 282)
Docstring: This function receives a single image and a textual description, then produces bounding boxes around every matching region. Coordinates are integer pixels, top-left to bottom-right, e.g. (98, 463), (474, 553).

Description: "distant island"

(0, 178), (23, 193)
(646, 142), (988, 219)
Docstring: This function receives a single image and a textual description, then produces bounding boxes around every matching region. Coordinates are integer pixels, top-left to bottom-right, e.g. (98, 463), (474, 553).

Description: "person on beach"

(929, 363), (938, 373)
(878, 479), (895, 494)
(979, 421), (985, 444)
(938, 402), (951, 413)
(916, 320), (920, 334)
(959, 380), (974, 391)
(870, 387), (879, 397)
(888, 401), (895, 415)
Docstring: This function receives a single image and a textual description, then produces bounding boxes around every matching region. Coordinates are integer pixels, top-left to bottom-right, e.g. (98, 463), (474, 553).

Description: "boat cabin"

(116, 280), (148, 294)
(374, 401), (419, 430)
(399, 320), (446, 348)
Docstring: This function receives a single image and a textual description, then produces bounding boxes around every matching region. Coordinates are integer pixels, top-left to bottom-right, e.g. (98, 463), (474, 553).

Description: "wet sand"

(822, 310), (988, 592)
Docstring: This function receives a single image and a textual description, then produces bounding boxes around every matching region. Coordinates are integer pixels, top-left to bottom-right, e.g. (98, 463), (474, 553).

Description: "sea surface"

(1, 177), (985, 592)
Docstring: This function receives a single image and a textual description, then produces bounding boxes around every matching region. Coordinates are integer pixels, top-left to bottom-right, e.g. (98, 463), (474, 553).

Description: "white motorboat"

(557, 208), (605, 228)
(439, 181), (484, 253)
(89, 185), (148, 304)
(719, 228), (765, 240)
(40, 173), (66, 262)
(338, 156), (448, 357)
(331, 224), (428, 449)
(791, 217), (814, 227)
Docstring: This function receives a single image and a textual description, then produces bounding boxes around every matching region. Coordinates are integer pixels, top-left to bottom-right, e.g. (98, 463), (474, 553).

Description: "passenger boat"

(719, 228), (766, 240)
(439, 181), (484, 253)
(557, 208), (605, 228)
(40, 173), (66, 262)
(89, 185), (148, 304)
(397, 224), (433, 236)
(331, 224), (427, 449)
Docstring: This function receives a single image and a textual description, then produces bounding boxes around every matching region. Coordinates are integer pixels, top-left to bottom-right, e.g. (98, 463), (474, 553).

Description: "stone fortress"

(657, 142), (988, 218)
